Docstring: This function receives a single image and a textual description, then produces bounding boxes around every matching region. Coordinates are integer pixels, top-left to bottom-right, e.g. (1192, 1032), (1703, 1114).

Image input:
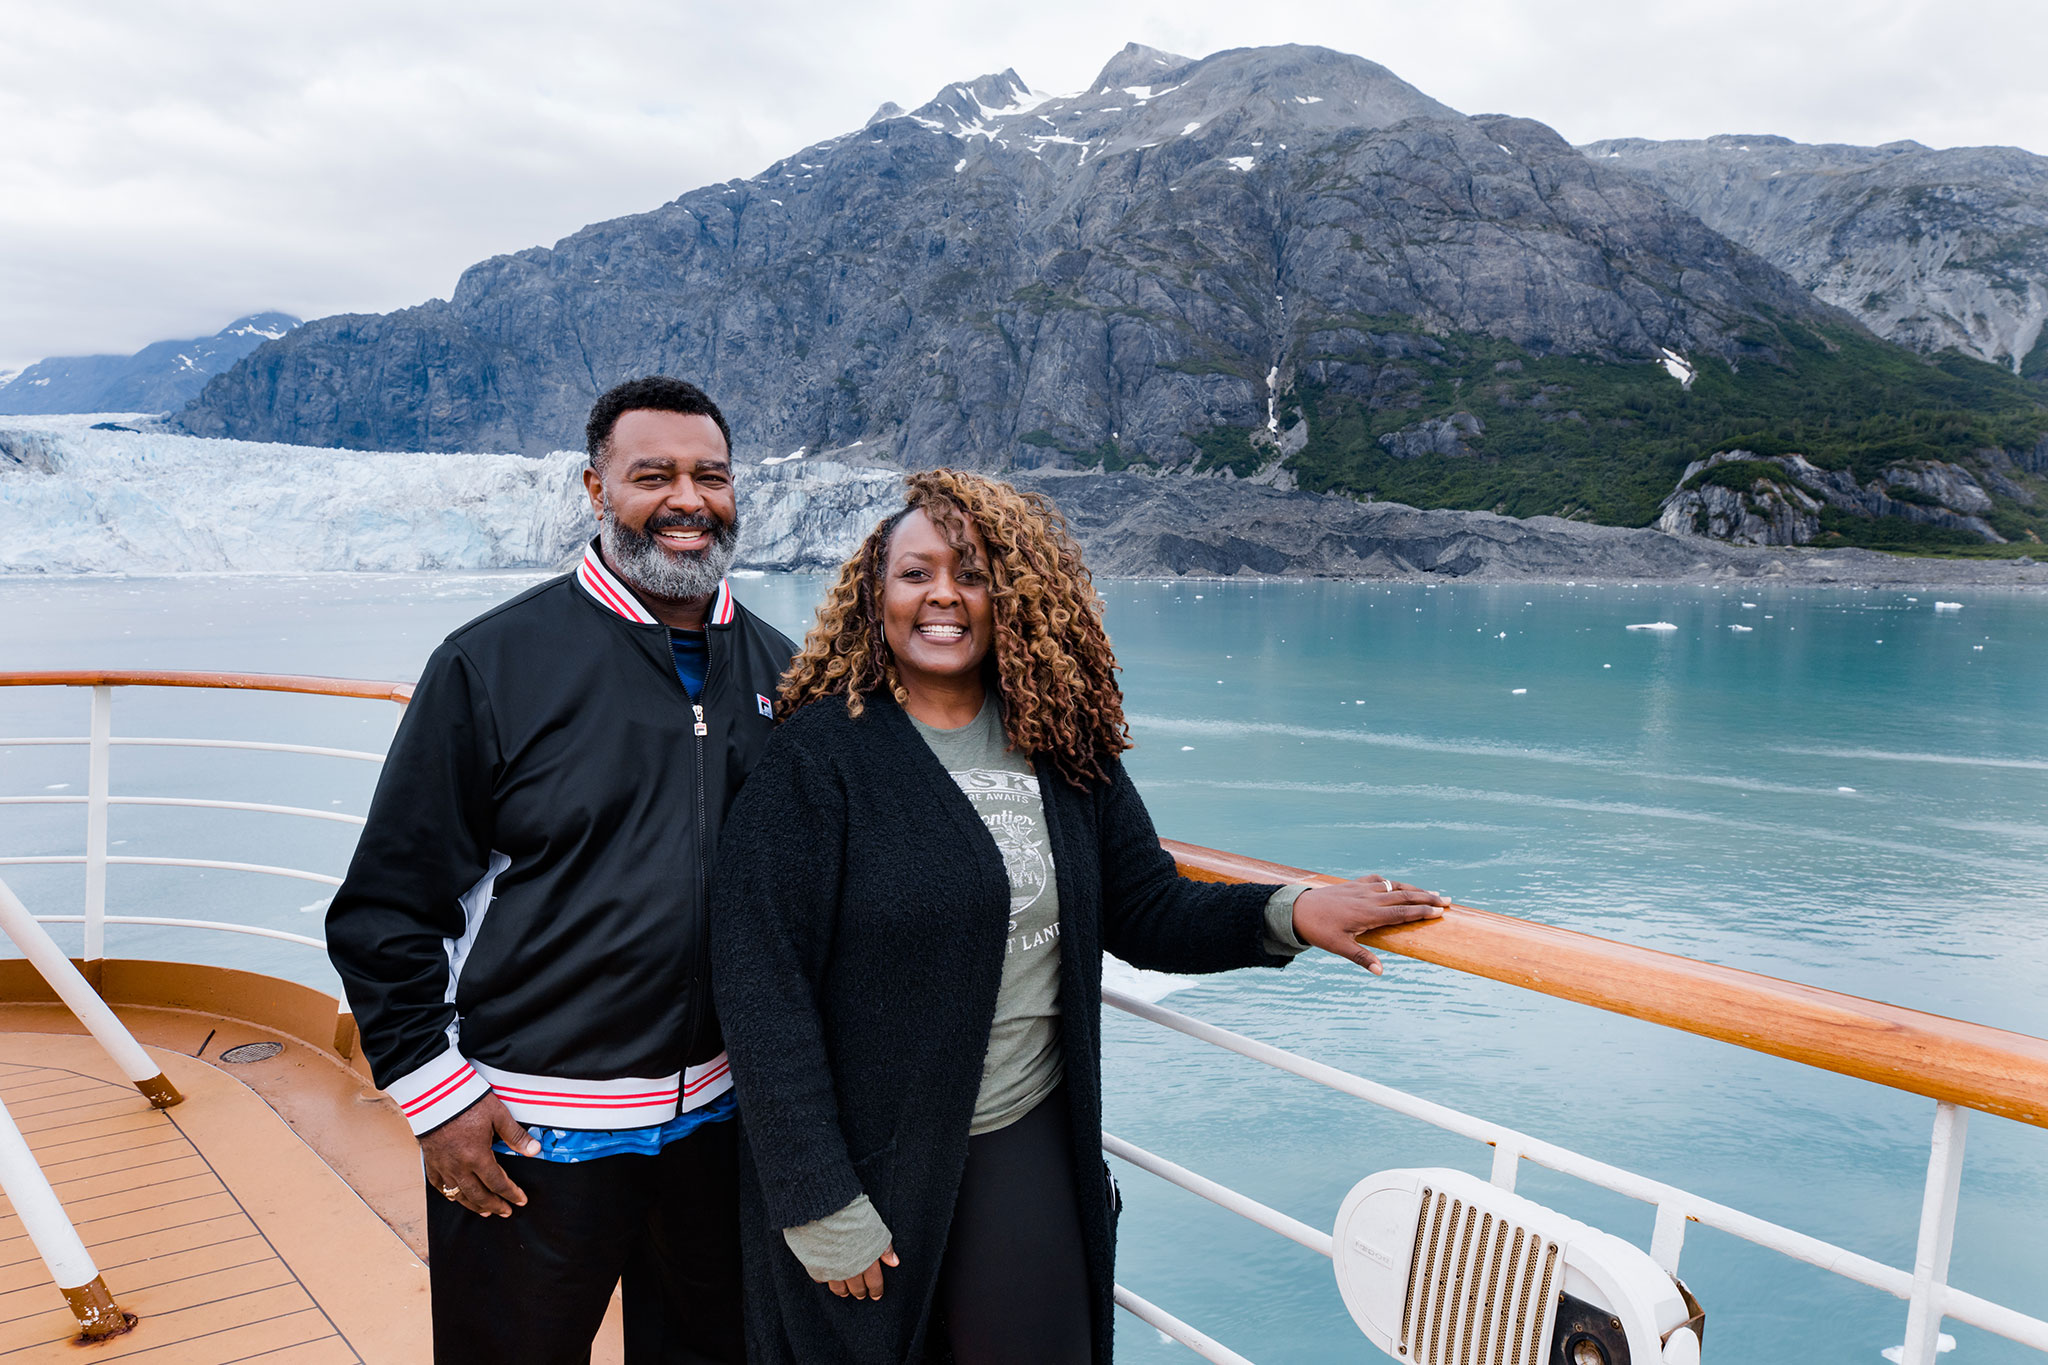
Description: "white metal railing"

(5, 674), (2046, 1365)
(0, 682), (382, 959)
(1097, 986), (2048, 1365)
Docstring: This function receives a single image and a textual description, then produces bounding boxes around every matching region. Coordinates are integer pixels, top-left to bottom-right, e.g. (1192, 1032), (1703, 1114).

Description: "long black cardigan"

(709, 693), (1288, 1365)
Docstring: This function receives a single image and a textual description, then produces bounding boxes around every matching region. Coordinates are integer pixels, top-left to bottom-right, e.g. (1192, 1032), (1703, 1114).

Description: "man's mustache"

(645, 510), (729, 534)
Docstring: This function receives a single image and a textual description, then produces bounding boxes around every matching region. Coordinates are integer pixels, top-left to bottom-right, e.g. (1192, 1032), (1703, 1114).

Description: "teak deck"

(0, 980), (626, 1362)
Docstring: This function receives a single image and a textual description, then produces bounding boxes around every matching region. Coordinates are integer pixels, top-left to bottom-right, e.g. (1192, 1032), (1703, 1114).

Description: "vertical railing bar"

(1900, 1102), (1969, 1365)
(1489, 1142), (1520, 1192)
(82, 685), (112, 964)
(1650, 1203), (1688, 1275)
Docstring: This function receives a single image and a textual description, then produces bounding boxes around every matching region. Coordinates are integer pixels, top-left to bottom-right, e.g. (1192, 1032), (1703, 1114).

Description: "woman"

(709, 470), (1447, 1364)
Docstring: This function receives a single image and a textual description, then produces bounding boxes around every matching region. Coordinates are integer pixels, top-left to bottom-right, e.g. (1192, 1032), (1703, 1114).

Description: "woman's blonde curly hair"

(778, 469), (1131, 787)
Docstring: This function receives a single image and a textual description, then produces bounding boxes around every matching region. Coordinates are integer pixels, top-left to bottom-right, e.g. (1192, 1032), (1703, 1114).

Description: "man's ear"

(581, 465), (604, 517)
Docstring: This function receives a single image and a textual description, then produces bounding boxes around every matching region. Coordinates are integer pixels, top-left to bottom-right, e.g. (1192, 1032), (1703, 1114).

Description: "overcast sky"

(3, 0), (2044, 371)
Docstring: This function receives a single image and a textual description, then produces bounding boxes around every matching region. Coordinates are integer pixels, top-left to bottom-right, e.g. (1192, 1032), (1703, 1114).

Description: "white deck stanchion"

(0, 1095), (135, 1338)
(0, 875), (182, 1108)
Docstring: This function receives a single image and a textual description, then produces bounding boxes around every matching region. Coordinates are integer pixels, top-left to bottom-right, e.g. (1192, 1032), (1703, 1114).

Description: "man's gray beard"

(598, 502), (742, 602)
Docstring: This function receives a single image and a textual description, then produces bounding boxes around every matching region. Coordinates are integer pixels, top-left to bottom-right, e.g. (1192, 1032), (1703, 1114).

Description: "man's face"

(583, 409), (739, 601)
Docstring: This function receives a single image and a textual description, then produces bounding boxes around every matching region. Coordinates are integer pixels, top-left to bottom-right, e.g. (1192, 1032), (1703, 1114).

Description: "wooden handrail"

(0, 670), (413, 704)
(6, 671), (2042, 1129)
(1166, 839), (2048, 1131)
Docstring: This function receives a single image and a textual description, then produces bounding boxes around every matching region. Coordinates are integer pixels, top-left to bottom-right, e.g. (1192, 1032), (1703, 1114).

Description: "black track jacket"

(328, 542), (796, 1135)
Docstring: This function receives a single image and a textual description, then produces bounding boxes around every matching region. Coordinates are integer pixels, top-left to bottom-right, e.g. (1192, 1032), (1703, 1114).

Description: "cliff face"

(176, 44), (1826, 463)
(1583, 135), (2048, 375)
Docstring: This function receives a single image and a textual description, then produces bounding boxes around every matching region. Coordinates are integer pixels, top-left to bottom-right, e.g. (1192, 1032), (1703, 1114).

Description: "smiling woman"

(707, 469), (1446, 1365)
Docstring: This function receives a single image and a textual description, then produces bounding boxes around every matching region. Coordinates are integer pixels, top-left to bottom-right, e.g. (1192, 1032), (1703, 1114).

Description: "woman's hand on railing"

(1291, 876), (1447, 976)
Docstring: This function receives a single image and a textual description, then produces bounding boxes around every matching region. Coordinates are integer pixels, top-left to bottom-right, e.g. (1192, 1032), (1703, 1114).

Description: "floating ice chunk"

(1194, 594), (1203, 599)
(1741, 602), (1757, 608)
(1729, 624), (1753, 632)
(1934, 601), (1963, 611)
(1602, 664), (1612, 668)
(1180, 746), (1194, 751)
(1626, 622), (1679, 631)
(1511, 688), (1527, 695)
(1838, 786), (1857, 793)
(1974, 645), (1984, 650)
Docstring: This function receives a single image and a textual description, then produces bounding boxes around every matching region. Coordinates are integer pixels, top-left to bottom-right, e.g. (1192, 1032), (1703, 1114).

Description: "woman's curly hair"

(778, 469), (1131, 787)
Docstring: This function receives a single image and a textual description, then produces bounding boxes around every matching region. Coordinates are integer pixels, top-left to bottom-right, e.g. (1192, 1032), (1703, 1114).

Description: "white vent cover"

(1333, 1168), (1703, 1365)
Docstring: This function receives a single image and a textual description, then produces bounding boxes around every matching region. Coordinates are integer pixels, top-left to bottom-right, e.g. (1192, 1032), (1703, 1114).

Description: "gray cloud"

(3, 0), (2043, 371)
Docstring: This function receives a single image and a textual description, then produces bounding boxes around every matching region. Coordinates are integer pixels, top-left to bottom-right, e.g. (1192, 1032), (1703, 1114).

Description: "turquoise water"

(2, 574), (2044, 1363)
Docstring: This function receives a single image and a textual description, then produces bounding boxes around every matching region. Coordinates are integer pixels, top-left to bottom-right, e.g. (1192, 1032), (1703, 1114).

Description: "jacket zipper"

(688, 694), (710, 1071)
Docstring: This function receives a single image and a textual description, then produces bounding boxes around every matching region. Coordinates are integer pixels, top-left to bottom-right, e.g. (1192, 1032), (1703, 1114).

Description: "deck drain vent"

(219, 1041), (283, 1064)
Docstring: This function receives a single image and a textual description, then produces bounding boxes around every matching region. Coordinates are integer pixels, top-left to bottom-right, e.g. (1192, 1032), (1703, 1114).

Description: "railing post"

(82, 685), (112, 964)
(1900, 1102), (1968, 1365)
(1488, 1141), (1519, 1191)
(0, 1095), (136, 1339)
(0, 876), (182, 1108)
(1651, 1203), (1688, 1275)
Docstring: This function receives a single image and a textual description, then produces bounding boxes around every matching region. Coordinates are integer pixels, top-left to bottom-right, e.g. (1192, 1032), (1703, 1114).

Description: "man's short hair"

(585, 376), (733, 472)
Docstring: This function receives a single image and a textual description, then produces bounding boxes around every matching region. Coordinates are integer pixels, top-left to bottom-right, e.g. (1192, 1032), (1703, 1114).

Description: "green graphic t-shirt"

(910, 699), (1064, 1135)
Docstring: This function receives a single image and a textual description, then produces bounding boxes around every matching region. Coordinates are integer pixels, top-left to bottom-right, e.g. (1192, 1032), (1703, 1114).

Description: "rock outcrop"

(1657, 451), (2007, 545)
(1583, 135), (2048, 375)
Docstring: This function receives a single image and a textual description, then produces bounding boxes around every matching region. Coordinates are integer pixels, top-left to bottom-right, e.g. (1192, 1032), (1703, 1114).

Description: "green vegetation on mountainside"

(1272, 315), (2048, 536)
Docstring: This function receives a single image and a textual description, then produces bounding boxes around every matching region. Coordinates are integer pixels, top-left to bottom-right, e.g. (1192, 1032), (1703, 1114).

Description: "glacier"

(0, 415), (907, 575)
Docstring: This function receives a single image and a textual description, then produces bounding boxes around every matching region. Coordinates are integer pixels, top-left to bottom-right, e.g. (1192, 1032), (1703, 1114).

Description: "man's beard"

(599, 502), (742, 601)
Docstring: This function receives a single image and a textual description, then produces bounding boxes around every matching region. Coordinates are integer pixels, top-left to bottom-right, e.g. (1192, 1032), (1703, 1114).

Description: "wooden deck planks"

(0, 1038), (428, 1362)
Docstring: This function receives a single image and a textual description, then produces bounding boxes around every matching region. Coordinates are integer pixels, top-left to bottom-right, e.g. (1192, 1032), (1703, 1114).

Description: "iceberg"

(1626, 621), (1679, 631)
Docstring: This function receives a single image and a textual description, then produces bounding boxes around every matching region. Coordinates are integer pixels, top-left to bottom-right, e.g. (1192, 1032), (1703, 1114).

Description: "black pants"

(937, 1088), (1092, 1365)
(425, 1117), (744, 1365)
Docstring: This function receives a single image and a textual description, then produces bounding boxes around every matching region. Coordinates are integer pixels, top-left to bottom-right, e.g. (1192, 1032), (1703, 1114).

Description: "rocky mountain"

(178, 44), (1824, 464)
(171, 43), (2048, 556)
(0, 313), (301, 416)
(1582, 135), (2048, 376)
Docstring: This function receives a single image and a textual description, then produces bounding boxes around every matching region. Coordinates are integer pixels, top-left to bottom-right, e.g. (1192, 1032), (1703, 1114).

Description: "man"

(327, 376), (794, 1363)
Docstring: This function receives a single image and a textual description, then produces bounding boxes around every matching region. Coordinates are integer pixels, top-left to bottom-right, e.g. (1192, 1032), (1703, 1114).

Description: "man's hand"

(1292, 875), (1448, 975)
(826, 1245), (900, 1301)
(420, 1091), (541, 1218)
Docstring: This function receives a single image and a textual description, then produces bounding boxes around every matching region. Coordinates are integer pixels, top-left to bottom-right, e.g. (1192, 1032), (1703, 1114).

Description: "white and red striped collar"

(576, 542), (734, 626)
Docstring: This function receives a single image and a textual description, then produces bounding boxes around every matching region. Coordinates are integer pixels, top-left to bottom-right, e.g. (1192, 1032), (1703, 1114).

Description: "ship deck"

(0, 977), (626, 1362)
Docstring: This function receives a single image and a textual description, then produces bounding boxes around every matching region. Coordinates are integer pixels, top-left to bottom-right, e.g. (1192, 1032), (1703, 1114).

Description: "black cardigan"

(709, 692), (1288, 1365)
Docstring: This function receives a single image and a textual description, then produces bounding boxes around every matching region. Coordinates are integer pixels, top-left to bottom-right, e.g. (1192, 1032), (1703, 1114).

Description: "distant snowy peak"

(1089, 43), (1195, 94)
(864, 41), (1466, 172)
(222, 312), (301, 342)
(0, 312), (304, 417)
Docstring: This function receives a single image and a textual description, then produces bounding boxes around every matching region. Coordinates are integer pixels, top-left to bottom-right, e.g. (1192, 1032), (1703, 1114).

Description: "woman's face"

(880, 507), (995, 700)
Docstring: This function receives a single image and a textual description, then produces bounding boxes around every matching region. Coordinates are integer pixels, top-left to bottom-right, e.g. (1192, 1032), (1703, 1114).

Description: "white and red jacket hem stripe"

(474, 1054), (732, 1130)
(575, 544), (732, 625)
(386, 1046), (492, 1136)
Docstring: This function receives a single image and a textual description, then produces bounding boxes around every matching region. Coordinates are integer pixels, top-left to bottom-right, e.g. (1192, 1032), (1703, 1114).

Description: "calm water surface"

(2, 574), (2044, 1364)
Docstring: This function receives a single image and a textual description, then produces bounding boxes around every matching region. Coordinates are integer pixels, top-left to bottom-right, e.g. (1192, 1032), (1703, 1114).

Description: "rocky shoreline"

(735, 460), (2048, 588)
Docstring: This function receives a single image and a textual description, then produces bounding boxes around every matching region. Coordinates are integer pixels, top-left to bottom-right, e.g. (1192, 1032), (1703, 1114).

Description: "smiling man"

(327, 376), (795, 1364)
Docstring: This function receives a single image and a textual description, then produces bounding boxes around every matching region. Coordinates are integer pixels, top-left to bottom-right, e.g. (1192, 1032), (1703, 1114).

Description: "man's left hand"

(1292, 876), (1448, 975)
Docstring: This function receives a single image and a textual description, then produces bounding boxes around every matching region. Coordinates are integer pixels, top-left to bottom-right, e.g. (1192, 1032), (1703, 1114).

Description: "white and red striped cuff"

(473, 1053), (733, 1130)
(386, 1047), (491, 1135)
